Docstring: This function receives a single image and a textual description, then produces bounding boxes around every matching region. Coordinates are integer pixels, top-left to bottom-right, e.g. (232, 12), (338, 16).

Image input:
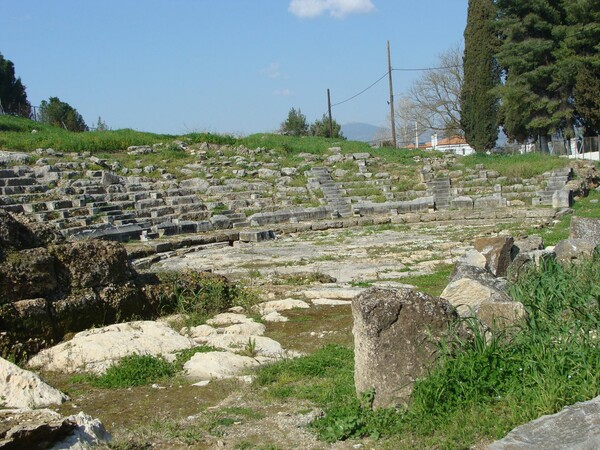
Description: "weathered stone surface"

(0, 357), (68, 409)
(311, 298), (351, 306)
(255, 299), (311, 314)
(352, 287), (458, 408)
(184, 351), (261, 380)
(570, 217), (600, 246)
(554, 238), (599, 263)
(206, 313), (254, 326)
(261, 311), (288, 322)
(27, 321), (196, 374)
(512, 235), (544, 258)
(488, 395), (600, 450)
(552, 189), (573, 208)
(0, 210), (61, 256)
(0, 248), (57, 302)
(441, 264), (523, 329)
(458, 249), (487, 269)
(239, 230), (276, 242)
(508, 249), (556, 281)
(0, 409), (110, 450)
(193, 334), (285, 358)
(474, 236), (514, 277)
(301, 286), (364, 300)
(0, 409), (76, 449)
(56, 411), (112, 449)
(52, 240), (134, 290)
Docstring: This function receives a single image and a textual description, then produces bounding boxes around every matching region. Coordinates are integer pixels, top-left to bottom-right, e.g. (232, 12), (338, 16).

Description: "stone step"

(165, 195), (202, 206)
(1, 185), (48, 195)
(0, 177), (38, 187)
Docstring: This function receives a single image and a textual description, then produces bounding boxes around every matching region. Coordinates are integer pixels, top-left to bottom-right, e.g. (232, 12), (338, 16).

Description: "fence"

(499, 136), (600, 161)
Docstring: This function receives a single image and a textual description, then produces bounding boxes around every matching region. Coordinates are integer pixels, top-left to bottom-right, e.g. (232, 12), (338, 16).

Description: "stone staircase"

(427, 177), (451, 210)
(533, 167), (572, 206)
(308, 167), (352, 217)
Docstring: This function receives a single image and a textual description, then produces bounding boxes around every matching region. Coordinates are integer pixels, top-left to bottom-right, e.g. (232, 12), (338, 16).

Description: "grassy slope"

(2, 115), (581, 181)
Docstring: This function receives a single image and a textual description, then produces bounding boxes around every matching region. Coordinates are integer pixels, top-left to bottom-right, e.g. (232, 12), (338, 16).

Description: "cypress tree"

(461, 0), (499, 152)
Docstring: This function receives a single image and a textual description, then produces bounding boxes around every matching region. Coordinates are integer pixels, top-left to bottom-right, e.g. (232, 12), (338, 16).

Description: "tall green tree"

(39, 97), (88, 132)
(280, 107), (309, 136)
(461, 0), (499, 152)
(0, 53), (31, 117)
(310, 114), (344, 139)
(495, 0), (574, 150)
(564, 0), (600, 134)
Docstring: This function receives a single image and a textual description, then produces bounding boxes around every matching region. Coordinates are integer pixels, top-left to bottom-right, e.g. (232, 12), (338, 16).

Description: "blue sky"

(1, 0), (468, 135)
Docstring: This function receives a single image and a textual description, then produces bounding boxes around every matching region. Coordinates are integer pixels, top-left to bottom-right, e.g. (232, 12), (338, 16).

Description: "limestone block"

(570, 217), (600, 246)
(554, 238), (599, 263)
(512, 235), (544, 258)
(458, 249), (487, 269)
(239, 230), (276, 242)
(488, 395), (600, 450)
(184, 351), (261, 380)
(441, 264), (512, 314)
(27, 321), (196, 374)
(0, 409), (110, 449)
(474, 236), (514, 277)
(352, 287), (458, 408)
(0, 357), (68, 409)
(255, 298), (310, 314)
(194, 334), (285, 358)
(451, 195), (474, 209)
(552, 189), (573, 208)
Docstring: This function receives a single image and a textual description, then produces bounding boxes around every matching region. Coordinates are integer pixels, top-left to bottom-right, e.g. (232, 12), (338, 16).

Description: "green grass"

(82, 354), (176, 388)
(504, 190), (600, 246)
(0, 115), (234, 152)
(254, 255), (599, 447)
(461, 152), (571, 179)
(155, 271), (260, 326)
(397, 263), (454, 296)
(70, 345), (217, 389)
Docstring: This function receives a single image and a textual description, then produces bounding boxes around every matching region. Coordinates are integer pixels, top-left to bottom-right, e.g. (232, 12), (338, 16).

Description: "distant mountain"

(341, 122), (382, 142)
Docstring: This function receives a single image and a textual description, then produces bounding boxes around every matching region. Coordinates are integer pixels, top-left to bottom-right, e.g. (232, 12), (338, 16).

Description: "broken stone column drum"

(352, 287), (458, 409)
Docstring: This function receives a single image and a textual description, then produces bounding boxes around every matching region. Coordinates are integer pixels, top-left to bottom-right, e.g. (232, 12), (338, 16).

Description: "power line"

(392, 65), (460, 72)
(330, 65), (462, 110)
(331, 71), (389, 107)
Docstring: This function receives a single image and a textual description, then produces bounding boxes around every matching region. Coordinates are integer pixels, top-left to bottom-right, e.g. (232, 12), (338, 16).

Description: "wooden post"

(327, 88), (333, 138)
(387, 41), (397, 148)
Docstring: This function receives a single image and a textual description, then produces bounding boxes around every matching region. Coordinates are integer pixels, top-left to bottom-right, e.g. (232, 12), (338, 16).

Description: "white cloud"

(261, 62), (282, 79)
(274, 89), (293, 97)
(288, 0), (375, 19)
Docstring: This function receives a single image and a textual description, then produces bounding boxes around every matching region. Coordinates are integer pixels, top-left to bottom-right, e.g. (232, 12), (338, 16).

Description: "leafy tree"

(494, 0), (591, 149)
(564, 0), (600, 134)
(461, 0), (499, 152)
(38, 97), (88, 132)
(310, 114), (344, 138)
(280, 107), (309, 136)
(95, 116), (110, 131)
(408, 45), (464, 137)
(0, 53), (31, 117)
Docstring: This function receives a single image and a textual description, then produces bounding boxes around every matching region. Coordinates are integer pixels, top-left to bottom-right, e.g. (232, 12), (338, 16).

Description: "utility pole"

(327, 88), (333, 138)
(415, 121), (419, 149)
(387, 40), (397, 148)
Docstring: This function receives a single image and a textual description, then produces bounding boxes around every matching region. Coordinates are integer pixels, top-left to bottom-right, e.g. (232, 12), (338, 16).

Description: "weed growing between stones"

(253, 255), (599, 447)
(69, 346), (218, 389)
(75, 355), (176, 388)
(155, 271), (260, 326)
